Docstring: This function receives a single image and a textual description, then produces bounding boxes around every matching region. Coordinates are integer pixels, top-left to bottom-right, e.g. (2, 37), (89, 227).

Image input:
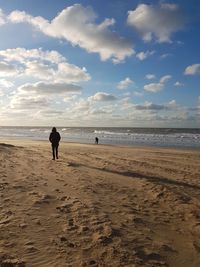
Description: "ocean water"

(0, 126), (200, 149)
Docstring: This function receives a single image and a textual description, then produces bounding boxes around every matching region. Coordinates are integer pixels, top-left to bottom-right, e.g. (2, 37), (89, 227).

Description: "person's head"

(52, 127), (57, 133)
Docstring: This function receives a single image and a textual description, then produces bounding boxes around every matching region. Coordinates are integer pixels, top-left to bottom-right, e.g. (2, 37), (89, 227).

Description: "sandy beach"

(0, 140), (200, 267)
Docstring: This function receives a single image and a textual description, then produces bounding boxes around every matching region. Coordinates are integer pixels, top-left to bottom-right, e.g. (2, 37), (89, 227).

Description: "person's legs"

(56, 144), (59, 159)
(52, 145), (55, 160)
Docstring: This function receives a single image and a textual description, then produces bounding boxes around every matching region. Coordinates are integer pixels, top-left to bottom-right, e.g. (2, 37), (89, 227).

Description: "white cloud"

(0, 48), (91, 115)
(35, 109), (64, 118)
(8, 10), (48, 28)
(19, 81), (81, 95)
(144, 83), (164, 93)
(0, 89), (5, 97)
(10, 94), (49, 109)
(134, 102), (168, 111)
(127, 3), (184, 43)
(160, 75), (171, 83)
(0, 48), (91, 83)
(136, 50), (154, 61)
(24, 61), (90, 83)
(73, 99), (90, 111)
(0, 79), (14, 88)
(117, 77), (133, 89)
(89, 92), (117, 101)
(55, 62), (90, 83)
(63, 95), (78, 102)
(174, 81), (184, 87)
(146, 74), (156, 80)
(8, 4), (134, 63)
(184, 64), (200, 75)
(133, 91), (143, 97)
(0, 48), (64, 64)
(0, 108), (32, 120)
(24, 61), (54, 80)
(144, 74), (171, 93)
(160, 53), (172, 59)
(167, 100), (177, 108)
(123, 92), (131, 97)
(0, 9), (6, 26)
(0, 61), (19, 77)
(9, 80), (82, 111)
(90, 107), (112, 115)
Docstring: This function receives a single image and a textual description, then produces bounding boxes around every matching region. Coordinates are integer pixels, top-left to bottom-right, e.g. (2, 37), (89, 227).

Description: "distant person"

(95, 137), (99, 144)
(49, 127), (61, 160)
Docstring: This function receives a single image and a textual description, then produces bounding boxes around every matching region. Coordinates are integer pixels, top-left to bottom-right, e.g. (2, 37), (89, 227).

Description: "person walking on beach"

(49, 127), (61, 160)
(95, 137), (99, 144)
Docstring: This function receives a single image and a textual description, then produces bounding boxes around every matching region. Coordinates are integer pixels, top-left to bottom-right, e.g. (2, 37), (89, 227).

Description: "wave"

(94, 130), (131, 136)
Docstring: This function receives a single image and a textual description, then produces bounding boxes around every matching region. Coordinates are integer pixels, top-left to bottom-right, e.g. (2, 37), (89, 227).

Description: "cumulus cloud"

(133, 91), (143, 97)
(127, 3), (184, 43)
(117, 77), (133, 89)
(135, 102), (168, 111)
(89, 92), (117, 101)
(144, 74), (172, 93)
(72, 99), (90, 111)
(184, 64), (200, 75)
(19, 81), (81, 95)
(63, 95), (79, 102)
(136, 50), (154, 61)
(9, 80), (82, 111)
(90, 108), (112, 115)
(167, 100), (178, 109)
(160, 53), (172, 59)
(160, 75), (171, 83)
(24, 61), (90, 83)
(0, 61), (19, 77)
(0, 48), (91, 83)
(10, 95), (49, 109)
(8, 4), (134, 63)
(0, 9), (6, 26)
(0, 48), (90, 114)
(0, 89), (5, 97)
(0, 108), (31, 120)
(54, 62), (90, 83)
(146, 74), (156, 80)
(24, 61), (54, 80)
(174, 81), (184, 87)
(144, 82), (164, 93)
(35, 109), (64, 118)
(0, 48), (65, 64)
(0, 79), (14, 88)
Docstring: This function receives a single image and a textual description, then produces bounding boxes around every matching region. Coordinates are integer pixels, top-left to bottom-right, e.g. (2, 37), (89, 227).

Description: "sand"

(0, 140), (200, 267)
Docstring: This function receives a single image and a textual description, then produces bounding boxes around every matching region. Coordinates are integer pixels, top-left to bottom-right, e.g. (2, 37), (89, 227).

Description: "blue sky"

(0, 0), (199, 127)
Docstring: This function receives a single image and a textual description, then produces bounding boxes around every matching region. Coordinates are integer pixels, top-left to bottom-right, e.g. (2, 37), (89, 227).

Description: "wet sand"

(0, 140), (200, 267)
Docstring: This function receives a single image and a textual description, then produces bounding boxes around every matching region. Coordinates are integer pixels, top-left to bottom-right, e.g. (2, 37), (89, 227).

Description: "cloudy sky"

(0, 0), (199, 127)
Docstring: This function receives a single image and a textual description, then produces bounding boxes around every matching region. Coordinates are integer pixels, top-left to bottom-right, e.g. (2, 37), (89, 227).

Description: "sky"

(0, 0), (199, 127)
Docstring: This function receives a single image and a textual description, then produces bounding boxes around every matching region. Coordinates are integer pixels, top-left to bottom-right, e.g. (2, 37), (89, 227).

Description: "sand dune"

(0, 140), (200, 267)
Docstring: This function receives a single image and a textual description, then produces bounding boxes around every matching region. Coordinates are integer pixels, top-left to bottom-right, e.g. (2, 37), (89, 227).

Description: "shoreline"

(1, 137), (200, 152)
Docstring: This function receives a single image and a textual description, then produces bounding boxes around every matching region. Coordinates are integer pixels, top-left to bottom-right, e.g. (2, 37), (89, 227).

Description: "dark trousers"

(52, 143), (59, 159)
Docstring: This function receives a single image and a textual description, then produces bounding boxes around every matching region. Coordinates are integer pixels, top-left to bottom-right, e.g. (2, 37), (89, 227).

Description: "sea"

(0, 126), (200, 149)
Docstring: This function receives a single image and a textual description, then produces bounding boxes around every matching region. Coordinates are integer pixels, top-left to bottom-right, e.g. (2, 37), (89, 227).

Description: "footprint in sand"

(0, 217), (12, 225)
(33, 193), (55, 205)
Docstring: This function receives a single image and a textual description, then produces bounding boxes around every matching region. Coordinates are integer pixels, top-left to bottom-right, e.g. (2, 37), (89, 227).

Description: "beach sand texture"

(0, 141), (200, 267)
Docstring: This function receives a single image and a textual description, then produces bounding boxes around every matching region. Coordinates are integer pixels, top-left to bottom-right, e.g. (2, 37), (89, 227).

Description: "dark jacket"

(49, 132), (61, 146)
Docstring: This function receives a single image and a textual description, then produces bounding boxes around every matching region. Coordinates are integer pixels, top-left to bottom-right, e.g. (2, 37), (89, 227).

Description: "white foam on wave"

(94, 130), (131, 136)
